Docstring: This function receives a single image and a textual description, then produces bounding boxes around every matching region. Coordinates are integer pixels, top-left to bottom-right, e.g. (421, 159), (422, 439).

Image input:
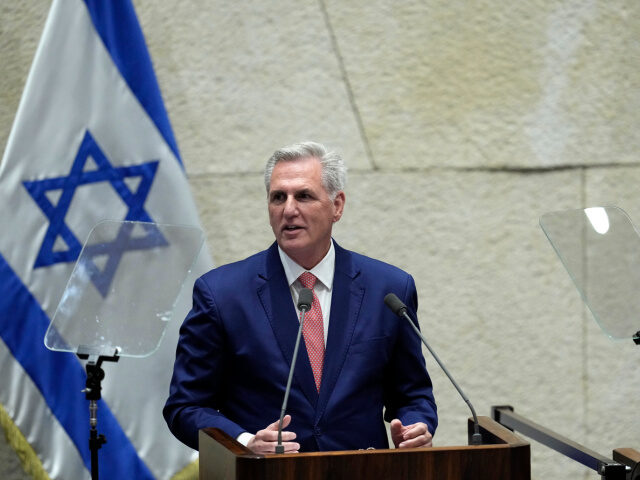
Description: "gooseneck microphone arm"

(384, 293), (482, 446)
(275, 288), (313, 454)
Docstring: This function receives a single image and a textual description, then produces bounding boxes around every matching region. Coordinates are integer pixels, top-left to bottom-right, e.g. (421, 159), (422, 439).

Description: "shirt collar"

(278, 241), (335, 290)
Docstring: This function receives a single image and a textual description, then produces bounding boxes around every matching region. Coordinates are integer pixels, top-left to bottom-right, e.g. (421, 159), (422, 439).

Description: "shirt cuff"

(236, 432), (254, 447)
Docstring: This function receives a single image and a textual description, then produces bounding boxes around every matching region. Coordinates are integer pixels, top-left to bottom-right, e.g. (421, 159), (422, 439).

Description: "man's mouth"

(284, 225), (302, 231)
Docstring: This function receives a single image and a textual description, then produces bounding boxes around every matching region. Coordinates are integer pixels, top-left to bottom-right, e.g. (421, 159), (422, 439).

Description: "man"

(164, 142), (437, 453)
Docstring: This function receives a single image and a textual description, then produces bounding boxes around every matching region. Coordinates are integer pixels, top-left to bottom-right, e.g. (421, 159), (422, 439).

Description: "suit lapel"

(316, 242), (364, 419)
(257, 243), (319, 407)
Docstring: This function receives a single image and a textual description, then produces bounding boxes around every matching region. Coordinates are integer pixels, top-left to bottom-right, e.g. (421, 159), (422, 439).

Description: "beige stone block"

(1, 2), (371, 174)
(0, 1), (49, 164)
(190, 173), (274, 266)
(333, 169), (587, 477)
(133, 0), (370, 176)
(324, 1), (640, 169)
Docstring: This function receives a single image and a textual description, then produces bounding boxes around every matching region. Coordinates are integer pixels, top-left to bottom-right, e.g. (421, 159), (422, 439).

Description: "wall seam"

(317, 0), (377, 170)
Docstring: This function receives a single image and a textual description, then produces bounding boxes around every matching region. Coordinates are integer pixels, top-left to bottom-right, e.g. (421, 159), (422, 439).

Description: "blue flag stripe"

(82, 0), (183, 167)
(0, 253), (154, 479)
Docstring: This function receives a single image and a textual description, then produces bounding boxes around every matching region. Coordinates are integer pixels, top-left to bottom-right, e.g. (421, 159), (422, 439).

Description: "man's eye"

(270, 193), (284, 202)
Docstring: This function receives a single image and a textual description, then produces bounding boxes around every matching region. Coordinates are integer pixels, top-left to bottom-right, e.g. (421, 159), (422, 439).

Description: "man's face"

(268, 156), (345, 269)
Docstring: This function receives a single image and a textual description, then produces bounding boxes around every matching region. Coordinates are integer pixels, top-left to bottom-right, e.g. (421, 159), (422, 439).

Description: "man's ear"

(332, 191), (346, 222)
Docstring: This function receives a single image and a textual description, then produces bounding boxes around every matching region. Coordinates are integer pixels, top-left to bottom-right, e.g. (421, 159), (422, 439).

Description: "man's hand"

(390, 419), (432, 448)
(246, 415), (300, 454)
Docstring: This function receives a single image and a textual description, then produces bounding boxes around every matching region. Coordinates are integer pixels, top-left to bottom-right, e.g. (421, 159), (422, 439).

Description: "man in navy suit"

(164, 142), (437, 453)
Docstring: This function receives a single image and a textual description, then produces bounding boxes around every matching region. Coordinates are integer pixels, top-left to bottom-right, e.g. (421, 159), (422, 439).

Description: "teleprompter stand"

(77, 348), (119, 480)
(537, 207), (640, 478)
(493, 406), (639, 480)
(44, 221), (204, 480)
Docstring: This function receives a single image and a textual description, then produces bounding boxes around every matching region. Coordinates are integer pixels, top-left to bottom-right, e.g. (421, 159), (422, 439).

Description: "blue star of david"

(23, 129), (166, 296)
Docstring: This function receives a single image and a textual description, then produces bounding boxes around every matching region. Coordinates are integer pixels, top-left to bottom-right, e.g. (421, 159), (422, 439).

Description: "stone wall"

(2, 1), (638, 479)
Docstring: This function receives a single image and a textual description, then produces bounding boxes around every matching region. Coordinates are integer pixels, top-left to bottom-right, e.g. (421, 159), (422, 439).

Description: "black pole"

(89, 426), (105, 480)
(79, 352), (119, 480)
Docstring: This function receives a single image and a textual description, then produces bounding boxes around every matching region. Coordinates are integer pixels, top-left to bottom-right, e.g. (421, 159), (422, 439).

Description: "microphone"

(384, 293), (483, 446)
(275, 288), (313, 453)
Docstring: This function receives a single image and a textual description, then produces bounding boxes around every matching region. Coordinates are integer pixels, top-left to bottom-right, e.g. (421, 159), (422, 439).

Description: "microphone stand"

(275, 290), (312, 454)
(384, 293), (482, 446)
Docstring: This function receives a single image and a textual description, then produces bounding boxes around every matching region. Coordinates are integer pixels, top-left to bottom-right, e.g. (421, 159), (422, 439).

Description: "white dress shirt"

(278, 241), (335, 344)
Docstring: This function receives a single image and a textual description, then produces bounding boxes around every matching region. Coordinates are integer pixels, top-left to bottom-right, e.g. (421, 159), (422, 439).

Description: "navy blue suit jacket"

(163, 241), (437, 451)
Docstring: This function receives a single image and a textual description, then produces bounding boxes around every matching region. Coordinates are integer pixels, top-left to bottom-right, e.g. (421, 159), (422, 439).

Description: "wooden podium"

(198, 416), (530, 480)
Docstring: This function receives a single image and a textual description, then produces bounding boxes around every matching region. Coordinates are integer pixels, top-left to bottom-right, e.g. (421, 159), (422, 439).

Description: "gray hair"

(264, 141), (347, 199)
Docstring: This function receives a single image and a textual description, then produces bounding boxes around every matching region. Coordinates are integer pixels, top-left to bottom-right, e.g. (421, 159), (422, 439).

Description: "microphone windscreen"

(298, 288), (313, 311)
(384, 293), (407, 316)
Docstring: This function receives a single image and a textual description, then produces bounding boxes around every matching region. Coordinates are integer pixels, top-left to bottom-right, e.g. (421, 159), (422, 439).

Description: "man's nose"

(283, 196), (299, 216)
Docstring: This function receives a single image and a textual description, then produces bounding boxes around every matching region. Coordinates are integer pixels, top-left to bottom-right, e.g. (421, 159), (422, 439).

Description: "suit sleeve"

(383, 274), (438, 434)
(163, 276), (246, 449)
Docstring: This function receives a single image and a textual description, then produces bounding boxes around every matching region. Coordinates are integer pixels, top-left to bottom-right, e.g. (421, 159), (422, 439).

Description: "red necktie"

(298, 272), (324, 392)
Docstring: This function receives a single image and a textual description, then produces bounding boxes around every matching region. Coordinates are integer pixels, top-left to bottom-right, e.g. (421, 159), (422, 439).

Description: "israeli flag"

(0, 0), (211, 478)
